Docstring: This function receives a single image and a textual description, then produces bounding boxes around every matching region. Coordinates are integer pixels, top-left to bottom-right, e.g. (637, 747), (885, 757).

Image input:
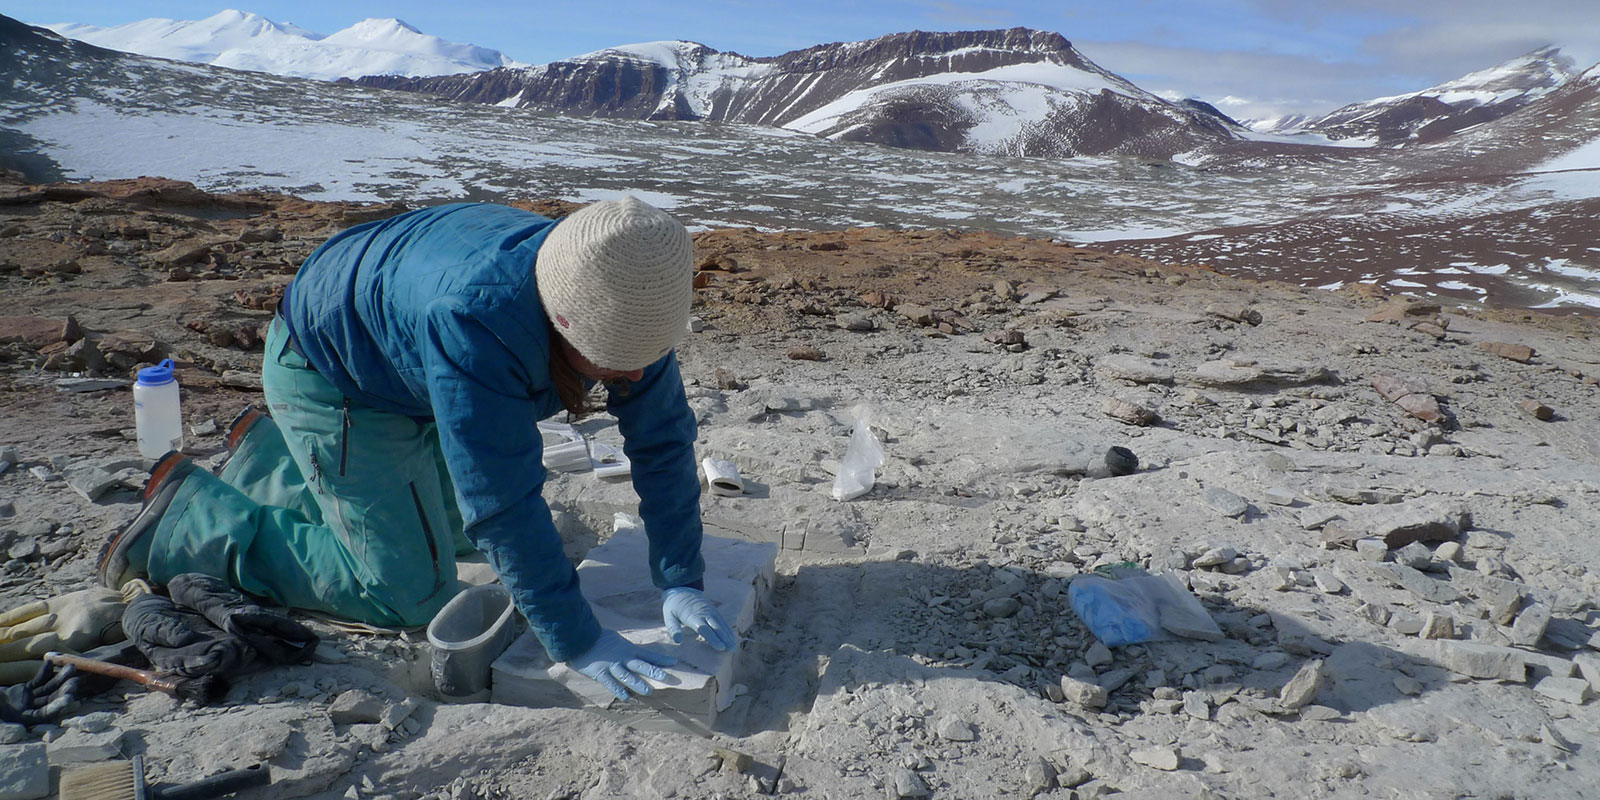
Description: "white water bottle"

(134, 359), (183, 458)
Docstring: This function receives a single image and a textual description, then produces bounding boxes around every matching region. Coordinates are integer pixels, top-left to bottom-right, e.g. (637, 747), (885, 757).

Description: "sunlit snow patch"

(570, 187), (685, 209)
(1529, 286), (1600, 310)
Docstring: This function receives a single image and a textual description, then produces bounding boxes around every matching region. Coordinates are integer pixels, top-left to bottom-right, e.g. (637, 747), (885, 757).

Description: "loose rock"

(1084, 643), (1113, 668)
(982, 597), (1020, 618)
(1202, 488), (1249, 518)
(1519, 400), (1555, 420)
(328, 690), (385, 725)
(65, 467), (118, 502)
(892, 768), (931, 798)
(1312, 570), (1346, 594)
(1532, 676), (1592, 705)
(1355, 539), (1388, 561)
(1478, 341), (1534, 362)
(1102, 398), (1158, 426)
(1371, 374), (1443, 422)
(0, 744), (48, 800)
(45, 729), (123, 764)
(1434, 641), (1527, 682)
(935, 717), (976, 742)
(1060, 675), (1108, 709)
(1278, 659), (1325, 710)
(1510, 604), (1551, 648)
(1420, 612), (1455, 640)
(1129, 747), (1180, 771)
(1191, 546), (1238, 568)
(1024, 757), (1057, 796)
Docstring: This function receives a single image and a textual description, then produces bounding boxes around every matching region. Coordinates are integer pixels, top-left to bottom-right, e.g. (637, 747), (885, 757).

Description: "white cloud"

(1074, 40), (1400, 121)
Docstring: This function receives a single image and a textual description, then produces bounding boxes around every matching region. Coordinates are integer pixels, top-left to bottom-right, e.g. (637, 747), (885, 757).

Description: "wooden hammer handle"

(43, 651), (170, 690)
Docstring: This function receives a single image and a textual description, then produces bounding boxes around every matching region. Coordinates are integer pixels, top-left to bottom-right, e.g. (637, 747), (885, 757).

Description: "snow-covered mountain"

(1240, 113), (1311, 133)
(4, 12), (1599, 310)
(356, 29), (1238, 160)
(1286, 46), (1578, 145)
(44, 9), (520, 80)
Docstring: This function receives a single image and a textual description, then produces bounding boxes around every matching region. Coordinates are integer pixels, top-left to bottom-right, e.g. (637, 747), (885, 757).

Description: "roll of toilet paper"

(701, 457), (745, 497)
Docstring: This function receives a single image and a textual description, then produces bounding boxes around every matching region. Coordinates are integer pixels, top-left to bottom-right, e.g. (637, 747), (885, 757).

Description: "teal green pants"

(149, 318), (474, 627)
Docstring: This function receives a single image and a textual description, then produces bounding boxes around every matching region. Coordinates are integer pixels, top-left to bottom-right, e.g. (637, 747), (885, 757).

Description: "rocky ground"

(0, 176), (1598, 799)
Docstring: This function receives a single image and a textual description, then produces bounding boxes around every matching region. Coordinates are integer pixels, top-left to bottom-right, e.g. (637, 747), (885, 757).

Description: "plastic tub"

(426, 584), (519, 703)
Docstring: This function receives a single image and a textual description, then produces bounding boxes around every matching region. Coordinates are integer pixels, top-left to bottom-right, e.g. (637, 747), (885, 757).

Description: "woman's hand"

(661, 587), (738, 652)
(566, 630), (676, 701)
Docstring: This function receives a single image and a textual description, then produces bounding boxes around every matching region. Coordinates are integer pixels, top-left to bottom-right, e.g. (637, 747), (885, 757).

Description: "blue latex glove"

(566, 630), (676, 701)
(662, 587), (738, 652)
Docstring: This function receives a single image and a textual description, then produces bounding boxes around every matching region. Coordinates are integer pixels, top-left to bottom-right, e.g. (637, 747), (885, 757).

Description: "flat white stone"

(1263, 487), (1297, 506)
(1533, 676), (1592, 705)
(491, 519), (777, 735)
(44, 729), (123, 765)
(1312, 570), (1346, 594)
(1355, 539), (1389, 561)
(0, 743), (48, 800)
(1129, 747), (1180, 771)
(1574, 653), (1600, 693)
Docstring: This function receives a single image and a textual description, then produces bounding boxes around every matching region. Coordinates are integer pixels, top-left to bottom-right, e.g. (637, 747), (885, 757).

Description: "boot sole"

(97, 460), (191, 589)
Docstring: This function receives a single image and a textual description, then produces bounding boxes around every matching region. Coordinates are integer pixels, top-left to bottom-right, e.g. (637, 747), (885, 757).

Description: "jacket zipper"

(409, 483), (445, 600)
(338, 397), (351, 477)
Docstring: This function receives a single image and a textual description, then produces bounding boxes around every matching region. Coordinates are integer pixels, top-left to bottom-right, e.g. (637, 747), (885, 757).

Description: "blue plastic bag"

(1068, 566), (1222, 647)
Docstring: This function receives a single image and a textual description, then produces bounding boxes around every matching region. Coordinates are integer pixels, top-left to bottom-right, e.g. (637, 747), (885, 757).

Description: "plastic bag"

(831, 405), (885, 501)
(1067, 566), (1222, 647)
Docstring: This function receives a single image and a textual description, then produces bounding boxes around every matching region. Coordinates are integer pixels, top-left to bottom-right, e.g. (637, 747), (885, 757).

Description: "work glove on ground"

(0, 660), (87, 725)
(168, 573), (318, 665)
(661, 587), (738, 652)
(0, 583), (149, 684)
(0, 641), (144, 725)
(566, 630), (677, 701)
(122, 593), (254, 679)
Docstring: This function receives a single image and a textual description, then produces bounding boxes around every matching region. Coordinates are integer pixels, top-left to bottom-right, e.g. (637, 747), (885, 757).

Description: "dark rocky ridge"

(352, 28), (1235, 159)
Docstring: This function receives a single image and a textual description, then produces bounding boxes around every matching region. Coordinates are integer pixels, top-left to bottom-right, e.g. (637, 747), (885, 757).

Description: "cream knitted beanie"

(535, 197), (693, 371)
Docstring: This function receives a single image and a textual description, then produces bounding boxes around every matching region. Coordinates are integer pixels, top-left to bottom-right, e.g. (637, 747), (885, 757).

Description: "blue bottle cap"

(136, 359), (177, 386)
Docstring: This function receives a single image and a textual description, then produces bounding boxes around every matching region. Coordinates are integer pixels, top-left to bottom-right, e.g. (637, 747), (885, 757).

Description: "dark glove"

(0, 641), (145, 726)
(0, 661), (87, 725)
(168, 573), (317, 665)
(122, 594), (254, 679)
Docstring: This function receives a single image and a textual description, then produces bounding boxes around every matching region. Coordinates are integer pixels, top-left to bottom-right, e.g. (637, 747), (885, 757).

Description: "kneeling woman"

(100, 197), (735, 699)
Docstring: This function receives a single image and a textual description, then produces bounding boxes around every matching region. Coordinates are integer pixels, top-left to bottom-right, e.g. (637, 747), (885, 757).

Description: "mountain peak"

(1301, 44), (1581, 145)
(573, 40), (716, 68)
(342, 18), (423, 36)
(1420, 44), (1577, 97)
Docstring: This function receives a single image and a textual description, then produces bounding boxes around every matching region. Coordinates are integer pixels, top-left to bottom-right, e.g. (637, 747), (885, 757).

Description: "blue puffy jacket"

(282, 202), (704, 660)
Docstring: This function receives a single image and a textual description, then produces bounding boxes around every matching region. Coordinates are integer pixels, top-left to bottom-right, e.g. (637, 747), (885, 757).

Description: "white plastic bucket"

(426, 584), (519, 703)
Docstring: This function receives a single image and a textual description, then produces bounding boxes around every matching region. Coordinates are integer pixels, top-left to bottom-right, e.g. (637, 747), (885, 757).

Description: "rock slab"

(1278, 659), (1325, 710)
(492, 523), (777, 734)
(0, 744), (47, 800)
(1435, 641), (1527, 682)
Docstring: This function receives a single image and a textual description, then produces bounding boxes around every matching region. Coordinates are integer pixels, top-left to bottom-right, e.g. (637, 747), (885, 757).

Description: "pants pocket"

(408, 482), (447, 602)
(338, 397), (351, 477)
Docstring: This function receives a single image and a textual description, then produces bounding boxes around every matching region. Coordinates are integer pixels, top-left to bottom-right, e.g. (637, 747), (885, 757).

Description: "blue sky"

(12, 1), (1600, 119)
